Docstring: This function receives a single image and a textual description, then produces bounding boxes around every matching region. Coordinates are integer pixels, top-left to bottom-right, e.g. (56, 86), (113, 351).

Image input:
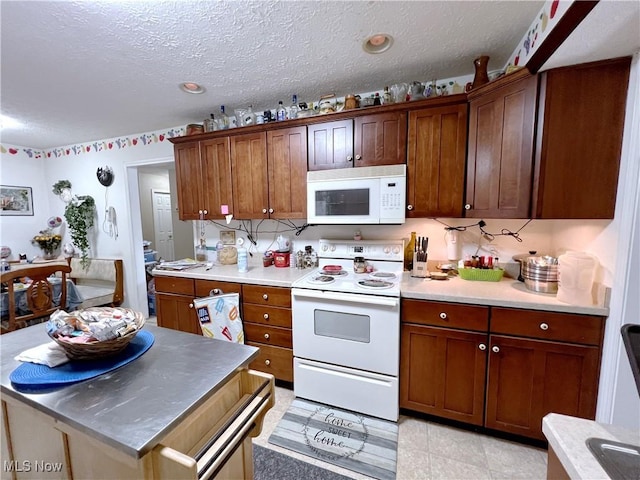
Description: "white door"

(152, 190), (174, 261)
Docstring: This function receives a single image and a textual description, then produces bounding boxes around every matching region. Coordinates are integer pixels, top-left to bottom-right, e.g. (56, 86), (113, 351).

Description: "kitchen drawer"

(491, 307), (604, 345)
(402, 299), (489, 331)
(152, 369), (274, 479)
(247, 342), (293, 382)
(195, 279), (242, 298)
(242, 304), (291, 328)
(155, 276), (195, 296)
(244, 322), (292, 348)
(243, 285), (291, 308)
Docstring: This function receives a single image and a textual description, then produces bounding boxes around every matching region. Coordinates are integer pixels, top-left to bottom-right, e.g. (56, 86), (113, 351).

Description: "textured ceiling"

(0, 1), (637, 150)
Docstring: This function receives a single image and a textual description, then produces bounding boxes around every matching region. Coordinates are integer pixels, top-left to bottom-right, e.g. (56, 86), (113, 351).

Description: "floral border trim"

(0, 126), (186, 161)
(504, 0), (573, 70)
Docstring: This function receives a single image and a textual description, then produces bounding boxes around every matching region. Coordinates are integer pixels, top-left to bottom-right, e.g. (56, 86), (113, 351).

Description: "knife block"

(411, 252), (429, 278)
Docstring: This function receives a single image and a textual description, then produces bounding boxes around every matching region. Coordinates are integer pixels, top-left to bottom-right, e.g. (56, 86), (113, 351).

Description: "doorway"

(152, 189), (174, 261)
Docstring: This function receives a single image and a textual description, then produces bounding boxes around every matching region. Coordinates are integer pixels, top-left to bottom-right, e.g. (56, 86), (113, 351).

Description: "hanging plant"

(52, 180), (95, 267)
(64, 195), (96, 268)
(52, 179), (72, 196)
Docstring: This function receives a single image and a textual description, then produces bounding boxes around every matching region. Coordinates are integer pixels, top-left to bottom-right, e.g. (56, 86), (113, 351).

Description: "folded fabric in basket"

(15, 341), (70, 368)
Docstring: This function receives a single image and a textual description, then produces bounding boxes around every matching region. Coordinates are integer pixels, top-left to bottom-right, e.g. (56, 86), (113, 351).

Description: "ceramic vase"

(472, 56), (490, 89)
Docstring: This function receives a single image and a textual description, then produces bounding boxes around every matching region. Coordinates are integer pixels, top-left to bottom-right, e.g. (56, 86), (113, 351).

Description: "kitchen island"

(1, 324), (274, 479)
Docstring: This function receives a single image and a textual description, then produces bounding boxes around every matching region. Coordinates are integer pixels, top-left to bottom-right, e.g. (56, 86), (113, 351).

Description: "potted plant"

(32, 229), (63, 259)
(52, 180), (96, 267)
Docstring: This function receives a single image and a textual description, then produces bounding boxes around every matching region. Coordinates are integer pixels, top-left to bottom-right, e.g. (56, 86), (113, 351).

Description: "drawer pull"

(540, 323), (549, 331)
(439, 312), (447, 320)
(262, 293), (269, 300)
(492, 345), (500, 353)
(479, 343), (486, 351)
(263, 313), (269, 320)
(265, 359), (271, 366)
(209, 288), (222, 295)
(264, 333), (270, 340)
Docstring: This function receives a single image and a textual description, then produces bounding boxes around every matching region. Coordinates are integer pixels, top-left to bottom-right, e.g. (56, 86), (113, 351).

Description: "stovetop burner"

(369, 271), (397, 280)
(307, 274), (336, 285)
(357, 279), (395, 289)
(319, 268), (348, 277)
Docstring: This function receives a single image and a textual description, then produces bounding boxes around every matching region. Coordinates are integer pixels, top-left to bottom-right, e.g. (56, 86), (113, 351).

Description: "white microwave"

(306, 165), (406, 224)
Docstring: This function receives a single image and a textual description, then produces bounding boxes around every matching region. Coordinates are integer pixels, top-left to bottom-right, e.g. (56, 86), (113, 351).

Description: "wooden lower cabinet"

(242, 284), (293, 382)
(156, 277), (242, 335)
(400, 324), (487, 425)
(155, 276), (200, 334)
(400, 299), (605, 441)
(485, 334), (600, 439)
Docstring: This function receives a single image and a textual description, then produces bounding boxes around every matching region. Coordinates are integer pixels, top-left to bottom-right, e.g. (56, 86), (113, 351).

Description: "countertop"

(0, 324), (259, 458)
(152, 261), (309, 288)
(543, 413), (640, 479)
(153, 263), (609, 316)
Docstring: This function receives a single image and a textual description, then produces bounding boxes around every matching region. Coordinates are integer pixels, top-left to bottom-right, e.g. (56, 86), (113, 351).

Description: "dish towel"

(15, 341), (70, 367)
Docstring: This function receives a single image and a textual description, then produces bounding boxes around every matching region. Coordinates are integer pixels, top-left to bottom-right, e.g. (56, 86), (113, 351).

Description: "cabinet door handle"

(464, 204), (472, 210)
(264, 359), (271, 366)
(262, 208), (267, 214)
(264, 333), (270, 340)
(439, 312), (447, 320)
(203, 209), (208, 215)
(347, 156), (353, 162)
(268, 208), (274, 214)
(479, 343), (487, 351)
(198, 210), (203, 215)
(355, 154), (362, 161)
(262, 293), (269, 300)
(540, 323), (549, 330)
(263, 313), (269, 320)
(189, 303), (194, 309)
(492, 345), (500, 353)
(407, 205), (414, 211)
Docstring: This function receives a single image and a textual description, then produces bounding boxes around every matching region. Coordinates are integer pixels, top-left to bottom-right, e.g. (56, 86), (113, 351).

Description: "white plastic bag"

(193, 293), (244, 343)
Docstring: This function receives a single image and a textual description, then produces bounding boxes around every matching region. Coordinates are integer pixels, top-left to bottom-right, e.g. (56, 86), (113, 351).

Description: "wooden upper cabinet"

(200, 137), (233, 219)
(466, 70), (538, 218)
(174, 138), (232, 220)
(231, 132), (269, 219)
(532, 57), (631, 219)
(174, 142), (202, 220)
(267, 126), (307, 219)
(406, 103), (468, 217)
(354, 111), (407, 167)
(307, 119), (354, 170)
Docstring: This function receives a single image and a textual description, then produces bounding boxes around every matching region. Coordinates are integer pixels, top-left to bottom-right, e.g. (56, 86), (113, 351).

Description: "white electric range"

(291, 238), (404, 421)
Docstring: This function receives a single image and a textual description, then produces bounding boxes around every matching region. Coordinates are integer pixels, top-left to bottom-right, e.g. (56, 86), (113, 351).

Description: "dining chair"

(0, 262), (72, 334)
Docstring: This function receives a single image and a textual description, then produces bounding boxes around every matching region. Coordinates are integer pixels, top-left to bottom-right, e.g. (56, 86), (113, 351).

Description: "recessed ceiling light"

(363, 34), (393, 54)
(179, 82), (205, 94)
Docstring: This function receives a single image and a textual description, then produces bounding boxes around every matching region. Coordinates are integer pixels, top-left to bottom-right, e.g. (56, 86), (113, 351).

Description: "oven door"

(291, 288), (400, 376)
(306, 178), (380, 224)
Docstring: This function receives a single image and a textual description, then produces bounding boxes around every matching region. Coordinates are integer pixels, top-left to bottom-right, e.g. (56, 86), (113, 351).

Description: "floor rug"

(268, 398), (398, 480)
(253, 444), (354, 480)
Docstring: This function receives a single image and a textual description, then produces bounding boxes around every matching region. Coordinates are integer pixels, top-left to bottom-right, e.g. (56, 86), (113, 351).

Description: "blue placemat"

(10, 330), (155, 392)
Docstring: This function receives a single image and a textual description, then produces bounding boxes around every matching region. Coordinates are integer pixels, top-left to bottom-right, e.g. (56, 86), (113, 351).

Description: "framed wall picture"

(0, 185), (34, 216)
(220, 230), (236, 245)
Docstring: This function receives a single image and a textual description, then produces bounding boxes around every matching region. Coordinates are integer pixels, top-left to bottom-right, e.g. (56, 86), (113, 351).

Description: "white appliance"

(306, 165), (406, 224)
(291, 238), (404, 421)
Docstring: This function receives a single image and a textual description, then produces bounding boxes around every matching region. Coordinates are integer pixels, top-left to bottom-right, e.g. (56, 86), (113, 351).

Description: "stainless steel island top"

(0, 324), (259, 458)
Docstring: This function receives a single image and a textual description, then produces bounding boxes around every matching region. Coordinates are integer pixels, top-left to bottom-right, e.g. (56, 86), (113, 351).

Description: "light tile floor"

(253, 385), (549, 480)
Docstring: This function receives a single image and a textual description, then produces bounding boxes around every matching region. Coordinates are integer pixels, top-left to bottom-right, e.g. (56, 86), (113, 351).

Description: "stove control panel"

(318, 239), (404, 261)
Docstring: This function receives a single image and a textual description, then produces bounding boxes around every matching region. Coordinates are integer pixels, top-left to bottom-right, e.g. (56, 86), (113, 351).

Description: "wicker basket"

(48, 308), (146, 361)
(458, 268), (504, 282)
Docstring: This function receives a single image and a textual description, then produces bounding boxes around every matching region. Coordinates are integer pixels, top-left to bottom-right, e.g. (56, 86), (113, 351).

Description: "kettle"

(276, 235), (290, 252)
